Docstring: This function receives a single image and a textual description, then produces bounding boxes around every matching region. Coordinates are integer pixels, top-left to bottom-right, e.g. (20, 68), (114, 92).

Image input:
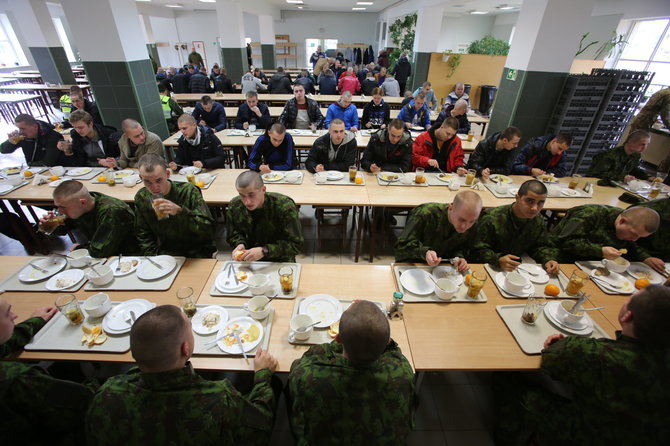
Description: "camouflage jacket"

(550, 204), (650, 262)
(629, 87), (670, 131)
(634, 198), (670, 261)
(394, 202), (477, 262)
(55, 192), (139, 258)
(522, 332), (670, 445)
(86, 363), (276, 446)
(226, 192), (303, 262)
(0, 317), (44, 359)
(288, 340), (415, 446)
(586, 146), (649, 183)
(134, 181), (216, 258)
(472, 204), (558, 266)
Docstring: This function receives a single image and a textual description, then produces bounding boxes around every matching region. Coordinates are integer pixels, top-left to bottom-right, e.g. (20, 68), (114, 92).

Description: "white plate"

(48, 179), (66, 187)
(114, 169), (134, 179)
(102, 299), (155, 333)
(491, 174), (512, 184)
(544, 301), (594, 335)
(436, 173), (455, 182)
(45, 268), (85, 291)
(508, 187), (519, 196)
(18, 257), (67, 283)
(262, 172), (285, 182)
(627, 180), (650, 191)
(0, 184), (13, 194)
(561, 188), (579, 197)
(538, 175), (559, 184)
(299, 294), (343, 328)
(494, 272), (533, 297)
(66, 167), (92, 177)
(627, 265), (663, 285)
(431, 266), (464, 286)
(589, 269), (634, 294)
(399, 268), (434, 295)
(409, 126), (425, 132)
(216, 317), (264, 354)
(108, 257), (143, 277)
(179, 166), (201, 176)
(2, 167), (21, 175)
(192, 305), (229, 335)
(326, 170), (344, 181)
(379, 172), (399, 182)
(215, 271), (248, 294)
(516, 264), (550, 284)
(136, 255), (177, 281)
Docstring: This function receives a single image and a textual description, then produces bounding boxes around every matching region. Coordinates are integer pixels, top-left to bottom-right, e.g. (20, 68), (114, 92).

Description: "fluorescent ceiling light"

(497, 4), (517, 10)
(469, 10), (488, 14)
(357, 2), (374, 5)
(136, 0), (151, 2)
(165, 3), (184, 7)
(352, 7), (366, 11)
(199, 0), (216, 3)
(286, 0), (303, 3)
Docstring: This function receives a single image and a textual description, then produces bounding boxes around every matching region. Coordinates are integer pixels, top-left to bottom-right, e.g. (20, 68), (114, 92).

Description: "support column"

(411, 6), (444, 92)
(258, 14), (276, 70)
(216, 1), (248, 82)
(61, 0), (168, 138)
(140, 14), (161, 67)
(488, 0), (596, 139)
(8, 0), (75, 84)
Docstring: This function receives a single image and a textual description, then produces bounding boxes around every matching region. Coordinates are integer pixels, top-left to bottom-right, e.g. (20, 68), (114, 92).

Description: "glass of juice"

(278, 266), (294, 295)
(177, 286), (197, 318)
(55, 294), (84, 325)
(566, 269), (588, 296)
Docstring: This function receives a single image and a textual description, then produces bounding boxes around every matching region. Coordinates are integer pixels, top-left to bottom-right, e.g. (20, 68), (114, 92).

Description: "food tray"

(483, 264), (572, 299)
(227, 129), (266, 137)
(426, 173), (470, 187)
(2, 166), (47, 176)
(376, 175), (428, 187)
(288, 298), (384, 345)
(496, 304), (611, 355)
(392, 264), (488, 303)
(314, 174), (365, 186)
(170, 173), (217, 189)
(626, 261), (666, 285)
(612, 180), (669, 201)
(262, 172), (304, 185)
(25, 302), (133, 353)
(209, 261), (302, 299)
(192, 304), (273, 357)
(574, 261), (635, 295)
(84, 256), (186, 291)
(90, 170), (141, 184)
(0, 179), (30, 195)
(0, 257), (103, 292)
(64, 167), (106, 180)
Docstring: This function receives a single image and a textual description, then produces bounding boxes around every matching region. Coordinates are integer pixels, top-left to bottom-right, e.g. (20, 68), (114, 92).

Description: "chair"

(314, 206), (353, 250)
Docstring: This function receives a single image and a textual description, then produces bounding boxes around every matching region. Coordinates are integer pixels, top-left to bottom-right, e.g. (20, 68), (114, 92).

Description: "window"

(0, 14), (27, 67)
(52, 17), (76, 63)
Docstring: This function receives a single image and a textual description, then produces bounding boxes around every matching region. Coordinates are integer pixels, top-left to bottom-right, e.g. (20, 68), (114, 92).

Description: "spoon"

(259, 292), (278, 310)
(594, 266), (611, 277)
(296, 321), (321, 332)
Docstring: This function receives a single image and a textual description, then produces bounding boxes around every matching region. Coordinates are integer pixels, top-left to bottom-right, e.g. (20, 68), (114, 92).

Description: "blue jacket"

(512, 134), (568, 177)
(247, 133), (295, 171)
(318, 75), (338, 95)
(397, 101), (431, 128)
(192, 101), (227, 132)
(325, 103), (359, 129)
(234, 102), (272, 130)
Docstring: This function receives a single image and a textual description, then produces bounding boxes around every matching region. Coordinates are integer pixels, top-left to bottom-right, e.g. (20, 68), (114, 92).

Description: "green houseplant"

(388, 13), (417, 68)
(467, 35), (510, 56)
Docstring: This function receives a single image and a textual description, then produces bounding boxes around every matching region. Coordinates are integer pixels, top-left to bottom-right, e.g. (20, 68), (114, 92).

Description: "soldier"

(45, 180), (139, 258)
(552, 204), (662, 272)
(629, 87), (670, 132)
(466, 126), (522, 179)
(586, 130), (653, 185)
(0, 297), (93, 444)
(134, 153), (216, 258)
(495, 285), (670, 445)
(361, 118), (413, 173)
(87, 305), (279, 445)
(226, 171), (303, 262)
(288, 300), (415, 445)
(118, 119), (170, 169)
(472, 180), (560, 273)
(512, 132), (571, 178)
(395, 190), (482, 270)
(632, 198), (670, 262)
(168, 114), (227, 170)
(305, 118), (358, 173)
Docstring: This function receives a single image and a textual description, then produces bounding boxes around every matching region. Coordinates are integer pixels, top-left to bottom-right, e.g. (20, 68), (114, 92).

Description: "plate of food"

(66, 167), (93, 177)
(490, 174), (512, 184)
(589, 269), (635, 294)
(179, 166), (202, 176)
(561, 188), (579, 197)
(108, 257), (142, 277)
(192, 305), (229, 335)
(216, 317), (264, 354)
(379, 172), (399, 182)
(627, 264), (663, 285)
(436, 173), (455, 182)
(102, 299), (155, 334)
(113, 169), (135, 179)
(48, 178), (66, 188)
(431, 265), (464, 286)
(45, 268), (85, 291)
(399, 268), (434, 295)
(627, 180), (650, 191)
(537, 174), (558, 183)
(326, 170), (344, 181)
(18, 257), (67, 283)
(299, 294), (343, 328)
(261, 172), (285, 182)
(409, 126), (425, 132)
(2, 166), (21, 175)
(136, 255), (177, 281)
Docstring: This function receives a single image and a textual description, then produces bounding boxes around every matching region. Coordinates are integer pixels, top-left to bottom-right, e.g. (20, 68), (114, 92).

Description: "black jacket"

(317, 75), (338, 95)
(171, 73), (189, 93)
(361, 100), (391, 129)
(70, 123), (120, 167)
(0, 120), (68, 166)
(188, 72), (212, 94)
(391, 57), (412, 82)
(465, 132), (517, 176)
(214, 74), (235, 93)
(278, 98), (324, 129)
(361, 129), (412, 172)
(305, 132), (358, 173)
(294, 76), (316, 95)
(175, 125), (227, 169)
(434, 105), (471, 134)
(360, 78), (378, 96)
(269, 73), (292, 94)
(234, 102), (272, 130)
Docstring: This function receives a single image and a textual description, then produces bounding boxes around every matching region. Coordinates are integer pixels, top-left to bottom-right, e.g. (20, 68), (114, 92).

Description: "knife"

(145, 256), (164, 270)
(28, 261), (49, 274)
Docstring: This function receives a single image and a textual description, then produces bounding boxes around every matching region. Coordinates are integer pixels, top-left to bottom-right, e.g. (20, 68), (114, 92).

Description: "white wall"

(575, 14), (624, 60)
(491, 12), (518, 43)
(438, 15), (495, 53)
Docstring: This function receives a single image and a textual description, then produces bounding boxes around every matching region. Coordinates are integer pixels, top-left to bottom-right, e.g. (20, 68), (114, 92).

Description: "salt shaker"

(388, 291), (404, 320)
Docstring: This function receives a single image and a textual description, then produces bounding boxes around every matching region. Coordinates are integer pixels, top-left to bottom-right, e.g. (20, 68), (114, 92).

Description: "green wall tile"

(220, 47), (248, 86)
(411, 52), (431, 92)
(261, 45), (276, 70)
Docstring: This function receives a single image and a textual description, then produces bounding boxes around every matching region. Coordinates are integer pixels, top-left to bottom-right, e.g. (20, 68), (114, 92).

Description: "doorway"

(305, 38), (338, 67)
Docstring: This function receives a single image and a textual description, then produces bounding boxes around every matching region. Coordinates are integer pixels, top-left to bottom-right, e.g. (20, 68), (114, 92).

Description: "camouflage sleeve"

(553, 216), (604, 259)
(0, 317), (45, 358)
(235, 368), (278, 445)
(630, 164), (650, 180)
(267, 199), (303, 260)
(134, 195), (160, 256)
(394, 210), (431, 262)
(541, 336), (603, 380)
(225, 204), (249, 249)
(587, 151), (621, 182)
(173, 186), (215, 236)
(471, 215), (502, 265)
(528, 223), (560, 266)
(87, 207), (136, 258)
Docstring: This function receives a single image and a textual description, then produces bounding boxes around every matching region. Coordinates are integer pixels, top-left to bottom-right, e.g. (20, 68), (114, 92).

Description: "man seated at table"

(305, 118), (357, 173)
(337, 67), (360, 95)
(134, 153), (216, 258)
(466, 126), (522, 179)
(226, 170), (303, 262)
(446, 82), (470, 106)
(58, 110), (119, 168)
(412, 117), (466, 174)
(397, 92), (430, 130)
(395, 190), (482, 270)
(361, 118), (412, 173)
(586, 130), (653, 185)
(159, 83), (183, 133)
(234, 91), (271, 131)
(278, 84), (324, 130)
(633, 198), (670, 262)
(288, 299), (415, 445)
(412, 81), (438, 111)
(472, 180), (560, 273)
(294, 69), (316, 95)
(512, 132), (570, 178)
(317, 68), (338, 95)
(361, 87), (391, 130)
(495, 285), (670, 445)
(118, 119), (169, 169)
(247, 123), (295, 173)
(325, 91), (359, 131)
(268, 67), (293, 94)
(71, 90), (103, 127)
(0, 297), (94, 445)
(1, 114), (66, 167)
(551, 204), (663, 272)
(46, 180), (139, 257)
(360, 71), (379, 96)
(168, 114), (226, 170)
(433, 99), (470, 135)
(188, 68), (212, 94)
(192, 95), (227, 132)
(87, 304), (279, 446)
(241, 69), (267, 95)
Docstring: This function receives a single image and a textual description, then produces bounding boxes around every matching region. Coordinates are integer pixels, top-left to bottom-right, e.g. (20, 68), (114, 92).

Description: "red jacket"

(412, 131), (464, 172)
(338, 74), (360, 95)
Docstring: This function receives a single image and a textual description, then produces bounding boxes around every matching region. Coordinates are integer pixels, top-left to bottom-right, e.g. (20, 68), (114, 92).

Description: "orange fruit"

(49, 175), (59, 181)
(635, 278), (651, 289)
(23, 170), (33, 178)
(354, 177), (363, 185)
(195, 181), (205, 188)
(464, 274), (472, 286)
(97, 175), (107, 182)
(544, 284), (560, 296)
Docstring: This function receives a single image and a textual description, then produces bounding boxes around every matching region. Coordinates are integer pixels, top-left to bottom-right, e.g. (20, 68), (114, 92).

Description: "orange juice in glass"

(467, 271), (487, 298)
(152, 194), (169, 220)
(566, 269), (588, 296)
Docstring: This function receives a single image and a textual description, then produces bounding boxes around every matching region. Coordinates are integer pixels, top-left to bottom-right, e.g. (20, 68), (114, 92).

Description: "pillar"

(216, 1), (248, 82)
(488, 0), (597, 140)
(60, 0), (168, 138)
(8, 0), (76, 84)
(258, 14), (276, 70)
(412, 6), (444, 92)
(140, 14), (161, 67)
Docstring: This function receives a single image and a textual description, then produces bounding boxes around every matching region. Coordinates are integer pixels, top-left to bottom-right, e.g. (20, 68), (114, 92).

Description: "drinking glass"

(177, 286), (196, 318)
(55, 294), (84, 325)
(278, 266), (294, 295)
(152, 193), (169, 220)
(521, 296), (543, 325)
(566, 269), (588, 296)
(415, 167), (425, 184)
(348, 165), (357, 182)
(467, 271), (487, 299)
(465, 169), (476, 186)
(38, 211), (66, 234)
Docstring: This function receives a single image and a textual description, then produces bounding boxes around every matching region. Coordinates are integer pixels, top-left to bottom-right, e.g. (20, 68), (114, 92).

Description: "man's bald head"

(121, 118), (142, 133)
(449, 190), (482, 233)
(236, 170), (264, 190)
(53, 180), (90, 202)
(339, 300), (390, 366)
(621, 207), (660, 234)
(131, 305), (191, 372)
(452, 190), (482, 212)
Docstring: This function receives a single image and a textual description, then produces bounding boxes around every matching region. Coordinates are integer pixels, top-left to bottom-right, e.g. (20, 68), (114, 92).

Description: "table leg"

(354, 205), (365, 263)
(369, 207), (378, 263)
(1, 200), (48, 254)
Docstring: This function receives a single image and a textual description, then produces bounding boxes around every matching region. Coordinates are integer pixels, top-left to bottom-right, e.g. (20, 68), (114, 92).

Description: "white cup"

(82, 292), (112, 317)
(434, 278), (458, 300)
(314, 172), (327, 184)
(86, 264), (114, 286)
(289, 314), (313, 341)
(247, 273), (270, 295)
(249, 124), (257, 132)
(400, 173), (414, 184)
(602, 257), (629, 273)
(558, 300), (585, 326)
(123, 175), (136, 187)
(504, 271), (529, 293)
(495, 182), (509, 194)
(243, 295), (271, 320)
(448, 180), (460, 191)
(69, 248), (93, 268)
(285, 172), (301, 183)
(50, 166), (65, 177)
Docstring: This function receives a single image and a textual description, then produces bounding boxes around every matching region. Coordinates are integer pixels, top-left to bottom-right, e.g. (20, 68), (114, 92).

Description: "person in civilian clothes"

(191, 95), (227, 132)
(234, 91), (272, 131)
(305, 119), (358, 173)
(412, 117), (466, 174)
(433, 99), (470, 134)
(512, 133), (571, 178)
(169, 114), (227, 170)
(361, 118), (412, 173)
(466, 126), (522, 179)
(247, 123), (295, 173)
(361, 87), (391, 130)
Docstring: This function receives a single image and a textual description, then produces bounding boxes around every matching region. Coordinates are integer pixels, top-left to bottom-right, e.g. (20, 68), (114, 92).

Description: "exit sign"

(506, 69), (517, 81)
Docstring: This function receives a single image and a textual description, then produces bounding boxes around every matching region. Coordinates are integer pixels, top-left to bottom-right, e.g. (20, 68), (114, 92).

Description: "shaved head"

(339, 300), (390, 366)
(131, 305), (191, 371)
(621, 207), (660, 233)
(236, 170), (264, 190)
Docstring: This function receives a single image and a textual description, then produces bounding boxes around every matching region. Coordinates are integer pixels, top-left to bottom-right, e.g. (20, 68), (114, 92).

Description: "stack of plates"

(326, 171), (344, 181)
(102, 299), (155, 335)
(544, 301), (594, 336)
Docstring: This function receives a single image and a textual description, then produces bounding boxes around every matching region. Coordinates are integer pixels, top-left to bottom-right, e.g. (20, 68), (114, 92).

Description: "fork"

(233, 329), (249, 364)
(114, 254), (123, 273)
(591, 275), (625, 290)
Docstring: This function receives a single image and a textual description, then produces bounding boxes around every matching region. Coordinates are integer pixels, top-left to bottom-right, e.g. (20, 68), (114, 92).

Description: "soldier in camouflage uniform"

(633, 198), (670, 261)
(0, 298), (94, 445)
(87, 305), (279, 446)
(226, 170), (303, 262)
(629, 87), (670, 132)
(551, 204), (662, 271)
(134, 153), (216, 258)
(472, 180), (560, 273)
(586, 130), (653, 185)
(495, 285), (670, 445)
(288, 300), (415, 446)
(395, 190), (482, 270)
(47, 180), (139, 257)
